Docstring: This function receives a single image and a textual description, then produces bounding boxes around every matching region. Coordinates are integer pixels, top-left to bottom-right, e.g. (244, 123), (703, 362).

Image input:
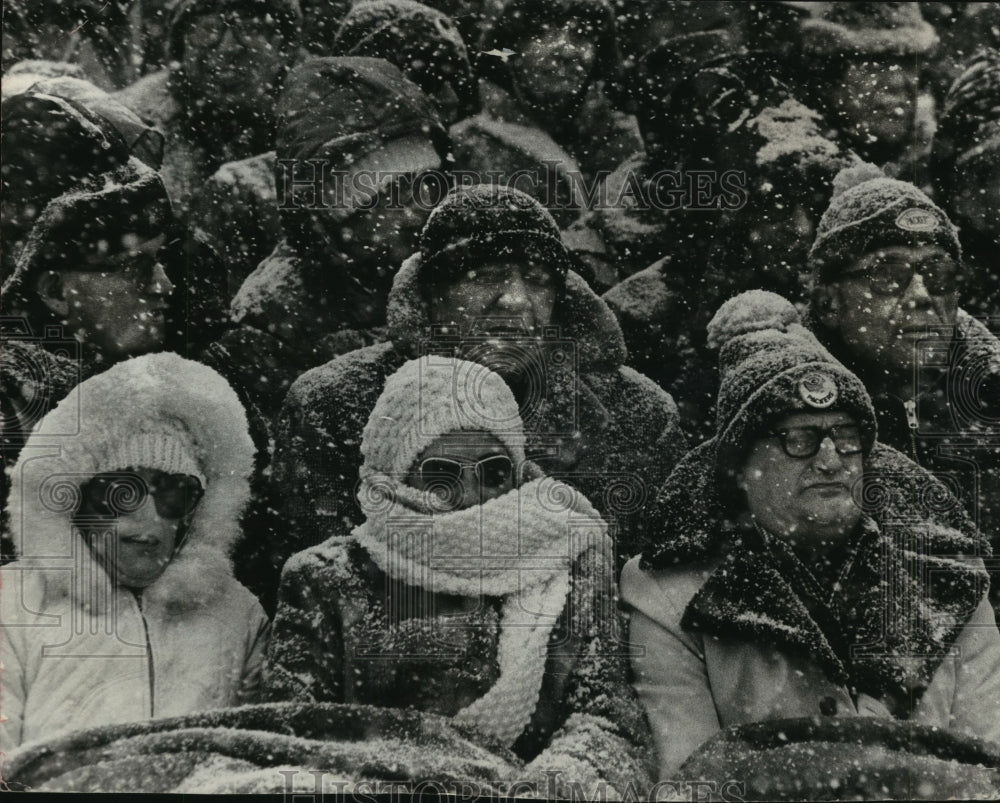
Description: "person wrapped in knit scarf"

(263, 356), (653, 796)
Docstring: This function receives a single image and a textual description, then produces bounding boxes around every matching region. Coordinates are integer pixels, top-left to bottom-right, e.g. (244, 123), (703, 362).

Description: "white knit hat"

(104, 426), (206, 487)
(360, 356), (527, 479)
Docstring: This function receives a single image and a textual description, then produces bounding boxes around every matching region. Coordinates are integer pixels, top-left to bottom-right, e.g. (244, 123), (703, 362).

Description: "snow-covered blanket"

(678, 717), (1000, 801)
(2, 703), (522, 794)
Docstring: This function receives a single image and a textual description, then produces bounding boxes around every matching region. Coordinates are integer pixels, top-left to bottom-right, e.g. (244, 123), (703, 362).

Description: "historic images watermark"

(276, 160), (750, 214)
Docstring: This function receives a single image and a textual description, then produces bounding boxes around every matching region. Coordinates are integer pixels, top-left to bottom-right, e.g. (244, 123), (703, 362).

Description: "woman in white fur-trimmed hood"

(1, 352), (269, 751)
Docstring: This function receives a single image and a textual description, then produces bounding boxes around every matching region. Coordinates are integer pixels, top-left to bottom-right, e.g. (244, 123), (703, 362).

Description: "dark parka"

(270, 254), (686, 570)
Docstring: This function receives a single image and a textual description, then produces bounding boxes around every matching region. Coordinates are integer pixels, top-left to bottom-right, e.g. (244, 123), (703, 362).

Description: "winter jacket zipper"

(903, 399), (920, 463)
(134, 591), (155, 717)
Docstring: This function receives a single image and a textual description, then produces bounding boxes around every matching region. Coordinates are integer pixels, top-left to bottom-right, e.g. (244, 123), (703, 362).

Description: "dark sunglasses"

(81, 471), (204, 520)
(841, 256), (964, 297)
(185, 13), (283, 48)
(418, 454), (514, 490)
(767, 424), (864, 459)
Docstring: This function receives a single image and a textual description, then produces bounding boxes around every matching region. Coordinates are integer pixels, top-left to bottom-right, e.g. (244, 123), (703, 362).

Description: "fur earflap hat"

(333, 0), (480, 121)
(7, 353), (255, 609)
(707, 290), (877, 464)
(360, 355), (527, 480)
(168, 0), (302, 62)
(808, 162), (961, 282)
(2, 159), (174, 311)
(800, 2), (938, 58)
(419, 184), (577, 282)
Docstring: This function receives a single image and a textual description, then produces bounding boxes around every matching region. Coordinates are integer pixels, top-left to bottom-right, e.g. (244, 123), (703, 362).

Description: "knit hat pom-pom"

(706, 290), (800, 350)
(830, 161), (886, 199)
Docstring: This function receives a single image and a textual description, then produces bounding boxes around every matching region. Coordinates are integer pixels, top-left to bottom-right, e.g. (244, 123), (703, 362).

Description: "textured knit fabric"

(1, 353), (269, 750)
(106, 431), (205, 487)
(359, 356), (527, 478)
(935, 48), (1000, 169)
(333, 0), (480, 122)
(799, 2), (939, 57)
(706, 290), (877, 463)
(270, 252), (686, 572)
(809, 163), (962, 280)
(263, 535), (653, 794)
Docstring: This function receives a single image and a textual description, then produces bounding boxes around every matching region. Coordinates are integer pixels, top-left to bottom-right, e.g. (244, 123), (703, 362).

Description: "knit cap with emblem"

(808, 162), (961, 283)
(707, 289), (878, 463)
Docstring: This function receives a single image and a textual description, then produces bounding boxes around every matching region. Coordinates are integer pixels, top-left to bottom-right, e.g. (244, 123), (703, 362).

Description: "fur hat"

(275, 56), (450, 249)
(800, 2), (938, 58)
(360, 355), (527, 479)
(6, 353), (255, 611)
(808, 163), (961, 282)
(333, 0), (480, 121)
(2, 159), (174, 312)
(707, 290), (877, 463)
(419, 184), (576, 282)
(168, 0), (302, 63)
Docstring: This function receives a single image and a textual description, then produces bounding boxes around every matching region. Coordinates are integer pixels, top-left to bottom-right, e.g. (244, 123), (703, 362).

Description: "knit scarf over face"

(353, 471), (609, 746)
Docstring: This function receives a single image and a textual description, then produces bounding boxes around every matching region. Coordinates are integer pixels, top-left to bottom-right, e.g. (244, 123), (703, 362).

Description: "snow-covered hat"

(360, 356), (527, 480)
(707, 290), (877, 463)
(808, 163), (961, 282)
(419, 184), (576, 282)
(800, 2), (938, 58)
(333, 0), (480, 121)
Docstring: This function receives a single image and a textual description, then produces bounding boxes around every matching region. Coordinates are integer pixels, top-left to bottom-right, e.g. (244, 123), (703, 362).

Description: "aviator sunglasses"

(418, 454), (514, 490)
(81, 471), (204, 519)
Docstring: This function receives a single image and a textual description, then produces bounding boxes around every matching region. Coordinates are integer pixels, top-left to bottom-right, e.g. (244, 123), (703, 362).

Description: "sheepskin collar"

(386, 252), (628, 373)
(641, 440), (989, 699)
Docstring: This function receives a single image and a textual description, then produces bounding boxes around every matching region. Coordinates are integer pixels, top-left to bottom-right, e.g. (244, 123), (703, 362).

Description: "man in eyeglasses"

(808, 163), (1000, 613)
(622, 290), (1000, 780)
(114, 0), (302, 218)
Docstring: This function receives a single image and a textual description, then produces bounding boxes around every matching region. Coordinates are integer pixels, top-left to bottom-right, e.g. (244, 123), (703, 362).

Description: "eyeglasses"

(418, 454), (514, 490)
(767, 424), (864, 459)
(841, 256), (964, 297)
(184, 13), (283, 49)
(81, 472), (204, 520)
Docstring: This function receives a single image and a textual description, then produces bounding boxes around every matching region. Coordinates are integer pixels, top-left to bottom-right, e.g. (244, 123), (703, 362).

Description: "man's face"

(327, 135), (442, 269)
(182, 11), (290, 112)
(82, 468), (196, 589)
(738, 410), (864, 549)
(407, 432), (515, 510)
(427, 257), (558, 340)
(830, 58), (918, 150)
(515, 23), (597, 109)
(56, 233), (173, 359)
(824, 244), (961, 376)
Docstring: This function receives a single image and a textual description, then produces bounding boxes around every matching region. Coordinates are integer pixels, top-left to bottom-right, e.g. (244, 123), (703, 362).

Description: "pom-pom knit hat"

(800, 2), (938, 58)
(360, 355), (527, 480)
(707, 290), (877, 464)
(419, 184), (577, 282)
(808, 162), (962, 282)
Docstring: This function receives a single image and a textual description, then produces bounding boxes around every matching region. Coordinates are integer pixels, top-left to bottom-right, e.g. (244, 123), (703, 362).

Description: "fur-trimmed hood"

(386, 251), (628, 372)
(639, 439), (989, 700)
(5, 353), (255, 613)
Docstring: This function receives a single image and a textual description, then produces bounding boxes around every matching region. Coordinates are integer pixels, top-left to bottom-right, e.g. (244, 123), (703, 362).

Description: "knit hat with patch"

(419, 184), (577, 282)
(168, 0), (302, 62)
(360, 355), (527, 480)
(707, 289), (877, 464)
(931, 48), (1000, 195)
(800, 2), (938, 58)
(808, 162), (961, 283)
(333, 0), (480, 121)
